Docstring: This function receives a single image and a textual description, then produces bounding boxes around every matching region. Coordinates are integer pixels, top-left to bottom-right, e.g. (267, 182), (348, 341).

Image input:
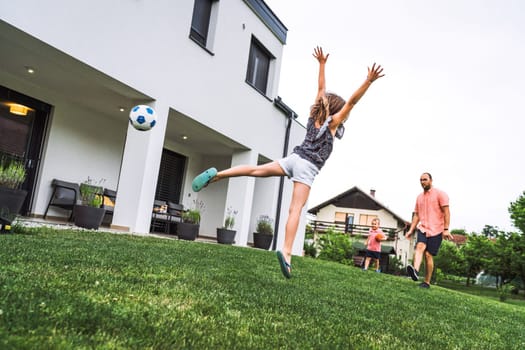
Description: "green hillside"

(1, 228), (524, 349)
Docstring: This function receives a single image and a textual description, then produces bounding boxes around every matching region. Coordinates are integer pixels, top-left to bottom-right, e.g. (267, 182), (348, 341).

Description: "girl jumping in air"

(192, 47), (384, 278)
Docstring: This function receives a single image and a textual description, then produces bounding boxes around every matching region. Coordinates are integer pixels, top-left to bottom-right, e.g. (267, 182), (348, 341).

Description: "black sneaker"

(407, 265), (419, 281)
(419, 282), (430, 289)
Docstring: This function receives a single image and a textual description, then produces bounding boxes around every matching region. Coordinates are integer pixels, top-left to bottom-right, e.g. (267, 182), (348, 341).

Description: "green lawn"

(1, 227), (524, 349)
(437, 280), (525, 306)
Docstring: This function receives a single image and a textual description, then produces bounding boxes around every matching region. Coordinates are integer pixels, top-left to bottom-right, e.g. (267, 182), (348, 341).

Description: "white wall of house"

(40, 102), (127, 195)
(1, 0), (308, 255)
(0, 0), (287, 155)
(0, 69), (128, 217)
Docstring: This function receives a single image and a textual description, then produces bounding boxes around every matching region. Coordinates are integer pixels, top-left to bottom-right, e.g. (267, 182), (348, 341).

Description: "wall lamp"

(9, 103), (29, 116)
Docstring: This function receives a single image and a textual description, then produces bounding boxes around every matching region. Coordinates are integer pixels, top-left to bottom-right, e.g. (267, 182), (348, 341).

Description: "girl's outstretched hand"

(367, 63), (385, 82)
(313, 46), (329, 64)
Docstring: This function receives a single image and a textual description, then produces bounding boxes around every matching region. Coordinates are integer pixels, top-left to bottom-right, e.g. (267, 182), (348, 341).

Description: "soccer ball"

(129, 105), (157, 131)
(375, 232), (385, 242)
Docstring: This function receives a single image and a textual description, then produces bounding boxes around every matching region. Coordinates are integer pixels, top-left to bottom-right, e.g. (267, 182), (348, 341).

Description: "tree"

(451, 228), (467, 236)
(509, 190), (525, 234)
(506, 233), (525, 293)
(481, 225), (503, 239)
(433, 240), (465, 277)
(461, 235), (494, 286)
(486, 232), (525, 292)
(487, 233), (513, 288)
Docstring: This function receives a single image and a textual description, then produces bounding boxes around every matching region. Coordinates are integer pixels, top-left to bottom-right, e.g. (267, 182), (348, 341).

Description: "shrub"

(79, 177), (104, 207)
(223, 206), (238, 229)
(385, 255), (405, 275)
(499, 283), (514, 302)
(317, 231), (355, 265)
(0, 160), (26, 189)
(182, 199), (205, 224)
(303, 239), (317, 258)
(256, 215), (274, 235)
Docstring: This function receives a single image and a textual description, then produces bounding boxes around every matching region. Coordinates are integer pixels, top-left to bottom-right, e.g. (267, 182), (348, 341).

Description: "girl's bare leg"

(282, 181), (311, 267)
(211, 161), (286, 183)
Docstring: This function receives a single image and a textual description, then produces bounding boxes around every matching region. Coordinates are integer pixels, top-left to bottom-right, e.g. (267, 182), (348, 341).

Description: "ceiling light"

(119, 107), (125, 112)
(10, 104), (28, 116)
(25, 66), (35, 74)
(182, 135), (188, 140)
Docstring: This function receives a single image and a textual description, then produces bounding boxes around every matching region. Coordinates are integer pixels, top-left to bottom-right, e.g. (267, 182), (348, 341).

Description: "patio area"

(10, 216), (218, 244)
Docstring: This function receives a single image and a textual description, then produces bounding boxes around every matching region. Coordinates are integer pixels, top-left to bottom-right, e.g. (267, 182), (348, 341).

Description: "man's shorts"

(416, 229), (443, 256)
(278, 153), (319, 187)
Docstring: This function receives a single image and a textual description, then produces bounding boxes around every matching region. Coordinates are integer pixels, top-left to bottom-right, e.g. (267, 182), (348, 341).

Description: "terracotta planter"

(177, 222), (199, 241)
(253, 232), (273, 250)
(216, 228), (236, 244)
(73, 205), (105, 230)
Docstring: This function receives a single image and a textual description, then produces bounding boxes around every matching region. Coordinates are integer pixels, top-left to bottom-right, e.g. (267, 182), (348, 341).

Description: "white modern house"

(0, 0), (308, 255)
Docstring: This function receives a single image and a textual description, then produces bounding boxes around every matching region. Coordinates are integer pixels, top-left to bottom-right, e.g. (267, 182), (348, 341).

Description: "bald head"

(420, 173), (433, 191)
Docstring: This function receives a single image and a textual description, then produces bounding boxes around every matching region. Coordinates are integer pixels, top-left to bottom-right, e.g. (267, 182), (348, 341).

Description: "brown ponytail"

(310, 92), (345, 124)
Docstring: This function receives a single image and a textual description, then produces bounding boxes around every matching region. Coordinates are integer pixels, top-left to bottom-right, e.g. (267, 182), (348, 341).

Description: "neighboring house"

(0, 0), (308, 255)
(450, 234), (468, 246)
(307, 186), (414, 266)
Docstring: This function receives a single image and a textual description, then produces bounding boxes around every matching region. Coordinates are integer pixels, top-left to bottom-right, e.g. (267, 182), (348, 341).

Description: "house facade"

(0, 0), (308, 255)
(308, 187), (414, 266)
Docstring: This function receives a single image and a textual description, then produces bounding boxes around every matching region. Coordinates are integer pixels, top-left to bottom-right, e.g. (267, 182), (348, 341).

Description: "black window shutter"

(155, 149), (186, 204)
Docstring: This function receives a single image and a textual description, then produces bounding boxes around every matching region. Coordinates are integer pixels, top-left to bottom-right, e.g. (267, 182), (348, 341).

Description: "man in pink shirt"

(405, 173), (452, 288)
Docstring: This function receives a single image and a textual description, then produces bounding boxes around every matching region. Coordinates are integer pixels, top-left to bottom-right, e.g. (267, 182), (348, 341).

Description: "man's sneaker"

(419, 282), (430, 289)
(407, 265), (419, 281)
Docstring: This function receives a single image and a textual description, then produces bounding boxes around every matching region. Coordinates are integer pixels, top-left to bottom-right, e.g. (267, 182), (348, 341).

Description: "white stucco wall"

(38, 102), (127, 216)
(1, 0), (308, 255)
(0, 0), (286, 157)
(0, 68), (128, 218)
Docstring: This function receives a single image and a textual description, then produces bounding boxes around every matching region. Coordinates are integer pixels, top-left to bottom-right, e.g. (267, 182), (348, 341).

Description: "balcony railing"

(308, 219), (403, 240)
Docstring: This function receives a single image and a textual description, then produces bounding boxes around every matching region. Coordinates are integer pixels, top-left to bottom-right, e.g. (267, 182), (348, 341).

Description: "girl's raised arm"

(331, 63), (385, 127)
(312, 46), (329, 101)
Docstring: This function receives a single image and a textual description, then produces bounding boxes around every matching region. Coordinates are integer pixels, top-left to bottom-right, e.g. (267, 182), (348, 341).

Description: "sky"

(264, 0), (525, 233)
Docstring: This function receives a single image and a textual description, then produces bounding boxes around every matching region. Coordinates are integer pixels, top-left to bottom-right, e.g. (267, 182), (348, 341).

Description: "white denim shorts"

(278, 153), (319, 187)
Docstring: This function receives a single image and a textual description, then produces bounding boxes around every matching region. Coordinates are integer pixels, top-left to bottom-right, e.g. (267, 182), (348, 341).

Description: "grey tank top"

(293, 116), (345, 170)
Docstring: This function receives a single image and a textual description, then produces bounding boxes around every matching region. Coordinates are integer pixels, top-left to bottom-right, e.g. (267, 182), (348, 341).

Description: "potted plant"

(216, 206), (238, 244)
(73, 177), (106, 230)
(177, 199), (204, 241)
(0, 159), (27, 232)
(253, 214), (274, 250)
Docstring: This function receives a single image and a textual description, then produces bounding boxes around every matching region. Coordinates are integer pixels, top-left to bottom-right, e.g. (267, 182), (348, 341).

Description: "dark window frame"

(189, 0), (217, 53)
(155, 148), (187, 205)
(0, 85), (51, 215)
(245, 36), (274, 95)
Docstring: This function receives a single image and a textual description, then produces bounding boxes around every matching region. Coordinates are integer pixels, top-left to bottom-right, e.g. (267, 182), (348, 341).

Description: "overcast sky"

(265, 0), (525, 233)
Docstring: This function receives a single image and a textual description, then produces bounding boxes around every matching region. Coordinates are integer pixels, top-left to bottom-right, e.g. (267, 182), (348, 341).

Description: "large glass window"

(359, 214), (378, 226)
(190, 0), (214, 47)
(0, 103), (31, 157)
(335, 211), (347, 223)
(246, 37), (273, 94)
(0, 85), (51, 215)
